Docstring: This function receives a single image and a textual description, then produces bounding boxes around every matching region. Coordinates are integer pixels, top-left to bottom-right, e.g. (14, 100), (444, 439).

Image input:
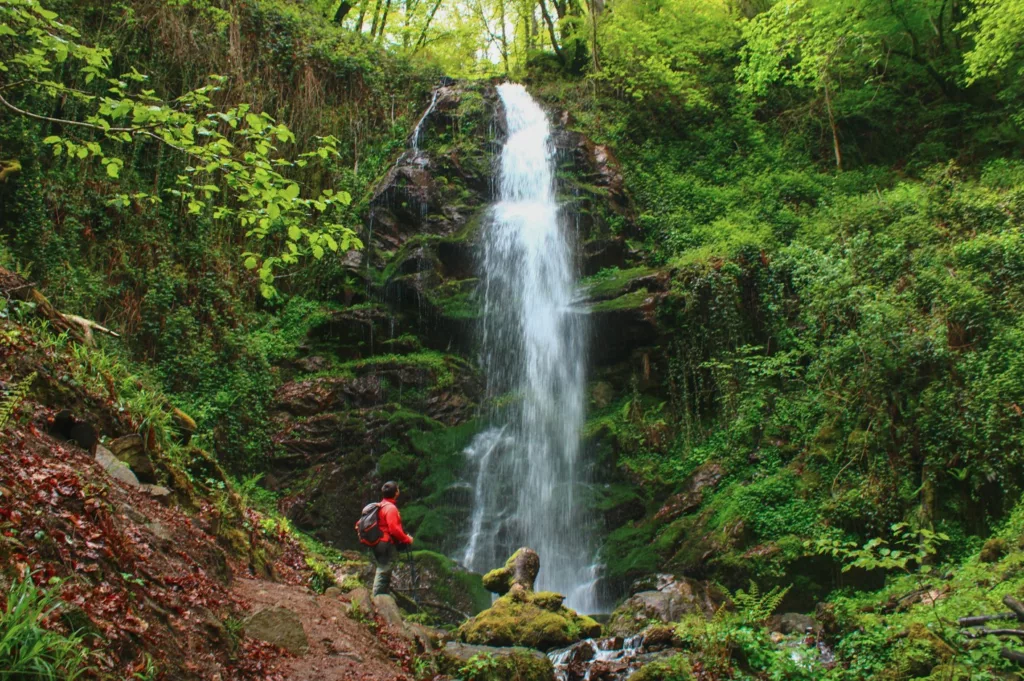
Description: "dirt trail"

(233, 578), (413, 681)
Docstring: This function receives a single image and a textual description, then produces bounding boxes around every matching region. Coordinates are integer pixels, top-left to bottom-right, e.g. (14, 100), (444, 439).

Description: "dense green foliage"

(0, 576), (93, 681)
(4, 0), (1024, 677)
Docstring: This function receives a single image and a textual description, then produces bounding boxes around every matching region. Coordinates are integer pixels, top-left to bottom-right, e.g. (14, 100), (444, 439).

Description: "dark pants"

(372, 541), (398, 596)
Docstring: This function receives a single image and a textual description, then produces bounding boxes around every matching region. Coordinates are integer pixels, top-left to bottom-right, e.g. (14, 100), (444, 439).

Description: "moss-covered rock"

(384, 550), (492, 625)
(607, 577), (726, 637)
(629, 655), (694, 681)
(436, 641), (555, 681)
(980, 537), (1008, 563)
(458, 588), (601, 651)
(482, 547), (540, 595)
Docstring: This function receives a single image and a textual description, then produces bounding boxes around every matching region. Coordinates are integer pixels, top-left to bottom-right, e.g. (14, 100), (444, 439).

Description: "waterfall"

(459, 83), (599, 613)
(411, 88), (439, 152)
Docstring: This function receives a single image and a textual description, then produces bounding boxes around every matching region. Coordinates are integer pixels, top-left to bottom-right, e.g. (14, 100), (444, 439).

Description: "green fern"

(0, 372), (36, 431)
(725, 580), (791, 624)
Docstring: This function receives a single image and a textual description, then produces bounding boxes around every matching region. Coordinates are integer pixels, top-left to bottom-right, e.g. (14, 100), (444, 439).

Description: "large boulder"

(95, 445), (140, 487)
(459, 548), (601, 651)
(437, 642), (554, 681)
(385, 550), (491, 625)
(607, 577), (726, 636)
(108, 434), (158, 484)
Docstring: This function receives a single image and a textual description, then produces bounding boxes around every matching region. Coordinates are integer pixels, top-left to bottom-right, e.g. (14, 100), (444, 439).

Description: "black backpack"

(355, 502), (383, 546)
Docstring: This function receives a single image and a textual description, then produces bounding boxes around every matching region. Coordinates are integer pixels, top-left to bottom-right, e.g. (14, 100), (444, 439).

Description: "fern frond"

(725, 580), (791, 623)
(0, 371), (36, 431)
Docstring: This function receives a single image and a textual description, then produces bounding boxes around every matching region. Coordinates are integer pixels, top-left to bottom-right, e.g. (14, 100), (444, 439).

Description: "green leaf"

(288, 225), (301, 241)
(312, 244), (324, 259)
(106, 163), (119, 178)
(282, 183), (300, 200)
(243, 256), (258, 270)
(43, 136), (61, 145)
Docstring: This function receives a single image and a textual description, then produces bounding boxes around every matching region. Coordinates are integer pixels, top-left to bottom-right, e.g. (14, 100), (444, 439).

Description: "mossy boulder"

(629, 654), (694, 681)
(980, 537), (1008, 563)
(482, 547), (540, 595)
(607, 577), (726, 636)
(436, 641), (554, 681)
(385, 551), (492, 625)
(458, 588), (601, 651)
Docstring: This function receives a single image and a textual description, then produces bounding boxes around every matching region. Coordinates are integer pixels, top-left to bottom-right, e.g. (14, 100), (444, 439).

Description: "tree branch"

(0, 91), (139, 133)
(538, 0), (564, 63)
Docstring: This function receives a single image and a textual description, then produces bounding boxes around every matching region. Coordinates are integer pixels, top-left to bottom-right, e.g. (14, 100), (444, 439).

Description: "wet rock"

(459, 589), (601, 650)
(588, 290), (665, 366)
(654, 462), (725, 523)
(607, 578), (725, 636)
(482, 547), (540, 594)
(243, 605), (309, 655)
(461, 549), (600, 650)
(583, 238), (629, 276)
(107, 434), (158, 484)
(768, 613), (819, 635)
(95, 445), (140, 487)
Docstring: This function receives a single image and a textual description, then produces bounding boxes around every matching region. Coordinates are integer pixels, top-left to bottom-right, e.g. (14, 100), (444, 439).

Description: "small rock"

(95, 446), (140, 487)
(323, 586), (343, 599)
(243, 606), (309, 655)
(346, 587), (373, 615)
(140, 485), (172, 505)
(769, 613), (819, 636)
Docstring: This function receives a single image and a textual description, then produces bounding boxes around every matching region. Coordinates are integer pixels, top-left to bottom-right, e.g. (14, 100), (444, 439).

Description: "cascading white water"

(459, 83), (599, 613)
(411, 88), (439, 152)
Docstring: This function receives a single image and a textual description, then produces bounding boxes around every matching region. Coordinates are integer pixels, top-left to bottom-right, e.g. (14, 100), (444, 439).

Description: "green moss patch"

(458, 590), (601, 650)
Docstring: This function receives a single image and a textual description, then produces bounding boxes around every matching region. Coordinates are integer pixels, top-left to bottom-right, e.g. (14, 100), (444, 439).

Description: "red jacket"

(378, 499), (412, 545)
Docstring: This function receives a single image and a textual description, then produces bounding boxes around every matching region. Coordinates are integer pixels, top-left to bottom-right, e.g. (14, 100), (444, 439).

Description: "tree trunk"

(377, 0), (392, 40)
(355, 0), (370, 31)
(414, 0), (443, 49)
(334, 0), (354, 23)
(538, 0), (564, 64)
(369, 0), (383, 38)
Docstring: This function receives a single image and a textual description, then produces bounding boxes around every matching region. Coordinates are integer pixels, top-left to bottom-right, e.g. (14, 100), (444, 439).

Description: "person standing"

(372, 480), (413, 597)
